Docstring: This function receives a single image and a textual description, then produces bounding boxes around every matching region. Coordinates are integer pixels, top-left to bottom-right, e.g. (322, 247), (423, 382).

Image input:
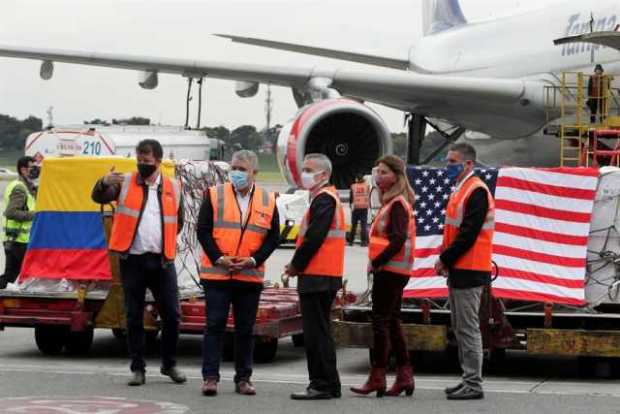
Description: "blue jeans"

(202, 283), (261, 382)
(119, 253), (180, 373)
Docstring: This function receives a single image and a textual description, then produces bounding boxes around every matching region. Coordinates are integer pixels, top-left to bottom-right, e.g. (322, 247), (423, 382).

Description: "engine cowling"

(276, 99), (392, 190)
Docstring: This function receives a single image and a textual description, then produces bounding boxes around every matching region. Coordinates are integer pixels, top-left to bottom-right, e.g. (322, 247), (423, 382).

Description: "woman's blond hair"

(375, 155), (415, 206)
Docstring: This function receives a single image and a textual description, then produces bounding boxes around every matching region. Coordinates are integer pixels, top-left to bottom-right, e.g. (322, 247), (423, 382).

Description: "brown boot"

(350, 367), (386, 397)
(385, 365), (415, 397)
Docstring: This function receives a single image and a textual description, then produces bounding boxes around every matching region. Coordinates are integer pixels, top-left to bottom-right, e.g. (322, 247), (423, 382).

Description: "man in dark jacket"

(92, 139), (186, 387)
(435, 143), (494, 400)
(286, 154), (345, 400)
(196, 150), (280, 397)
(0, 156), (37, 289)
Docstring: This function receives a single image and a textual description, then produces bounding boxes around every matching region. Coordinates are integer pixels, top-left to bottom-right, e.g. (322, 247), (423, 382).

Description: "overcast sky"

(0, 0), (531, 132)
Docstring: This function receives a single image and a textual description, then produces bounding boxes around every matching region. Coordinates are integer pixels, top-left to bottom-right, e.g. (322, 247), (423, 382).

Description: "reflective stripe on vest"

(1, 179), (35, 244)
(351, 182), (370, 210)
(199, 183), (276, 283)
(368, 195), (416, 277)
(442, 176), (495, 272)
(108, 172), (180, 260)
(296, 186), (346, 277)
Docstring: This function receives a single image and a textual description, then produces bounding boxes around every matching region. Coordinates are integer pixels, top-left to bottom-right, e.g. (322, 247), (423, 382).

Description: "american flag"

(404, 167), (599, 306)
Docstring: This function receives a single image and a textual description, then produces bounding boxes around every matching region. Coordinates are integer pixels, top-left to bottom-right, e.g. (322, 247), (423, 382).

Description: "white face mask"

(301, 171), (322, 190)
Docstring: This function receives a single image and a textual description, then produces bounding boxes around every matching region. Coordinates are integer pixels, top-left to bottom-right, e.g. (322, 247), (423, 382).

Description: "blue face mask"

(445, 163), (464, 181)
(229, 170), (249, 189)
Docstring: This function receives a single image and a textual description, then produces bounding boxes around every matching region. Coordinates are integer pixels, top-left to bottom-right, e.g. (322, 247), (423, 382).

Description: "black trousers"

(0, 242), (28, 287)
(119, 253), (180, 372)
(349, 209), (369, 245)
(202, 283), (261, 382)
(299, 289), (340, 392)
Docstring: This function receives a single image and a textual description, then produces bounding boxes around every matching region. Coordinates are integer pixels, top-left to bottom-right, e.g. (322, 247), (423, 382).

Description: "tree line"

(0, 114), (43, 151)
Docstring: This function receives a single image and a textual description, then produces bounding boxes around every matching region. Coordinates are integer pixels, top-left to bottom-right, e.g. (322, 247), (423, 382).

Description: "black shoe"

(128, 371), (145, 386)
(0, 277), (7, 290)
(290, 388), (332, 400)
(161, 367), (187, 384)
(444, 382), (465, 395)
(446, 385), (484, 400)
(331, 389), (342, 398)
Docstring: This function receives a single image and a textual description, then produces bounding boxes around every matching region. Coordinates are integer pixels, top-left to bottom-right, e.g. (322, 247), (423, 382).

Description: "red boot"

(350, 367), (386, 397)
(385, 365), (415, 397)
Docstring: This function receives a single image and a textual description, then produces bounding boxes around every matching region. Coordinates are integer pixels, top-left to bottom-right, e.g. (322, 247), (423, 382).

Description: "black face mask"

(28, 165), (40, 180)
(137, 163), (157, 179)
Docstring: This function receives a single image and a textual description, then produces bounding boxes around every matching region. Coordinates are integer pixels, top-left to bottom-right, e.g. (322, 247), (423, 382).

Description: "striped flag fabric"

(404, 167), (599, 306)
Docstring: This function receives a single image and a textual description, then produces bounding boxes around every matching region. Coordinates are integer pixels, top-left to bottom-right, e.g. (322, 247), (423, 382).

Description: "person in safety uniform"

(434, 143), (495, 400)
(587, 64), (612, 124)
(0, 156), (37, 289)
(286, 153), (345, 400)
(91, 139), (186, 387)
(348, 175), (370, 246)
(351, 155), (416, 398)
(197, 150), (280, 397)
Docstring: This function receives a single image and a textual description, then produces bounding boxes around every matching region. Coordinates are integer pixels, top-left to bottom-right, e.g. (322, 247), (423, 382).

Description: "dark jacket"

(196, 185), (280, 290)
(292, 189), (343, 294)
(4, 175), (36, 224)
(440, 185), (491, 289)
(371, 201), (408, 271)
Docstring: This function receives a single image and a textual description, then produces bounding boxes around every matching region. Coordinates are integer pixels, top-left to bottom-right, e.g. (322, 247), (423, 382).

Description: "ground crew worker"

(348, 175), (370, 246)
(286, 153), (345, 400)
(197, 150), (280, 397)
(91, 139), (186, 387)
(435, 143), (495, 400)
(588, 64), (611, 124)
(0, 156), (37, 289)
(351, 155), (416, 398)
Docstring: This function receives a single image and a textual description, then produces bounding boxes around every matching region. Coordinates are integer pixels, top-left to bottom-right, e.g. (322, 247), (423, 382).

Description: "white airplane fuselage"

(403, 0), (620, 138)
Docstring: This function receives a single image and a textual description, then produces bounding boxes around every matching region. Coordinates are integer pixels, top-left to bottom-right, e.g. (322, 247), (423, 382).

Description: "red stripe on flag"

(403, 288), (448, 298)
(491, 287), (585, 307)
(495, 199), (592, 223)
(20, 249), (112, 281)
(415, 247), (441, 258)
(497, 176), (596, 200)
(536, 167), (600, 177)
(493, 244), (586, 267)
(499, 268), (584, 289)
(411, 268), (439, 277)
(495, 222), (588, 246)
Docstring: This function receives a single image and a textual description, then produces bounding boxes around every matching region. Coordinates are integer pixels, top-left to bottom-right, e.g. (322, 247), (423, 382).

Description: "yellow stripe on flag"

(36, 157), (176, 212)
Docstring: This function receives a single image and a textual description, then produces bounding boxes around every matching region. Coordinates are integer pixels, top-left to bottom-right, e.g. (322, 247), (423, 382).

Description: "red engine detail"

(276, 99), (392, 189)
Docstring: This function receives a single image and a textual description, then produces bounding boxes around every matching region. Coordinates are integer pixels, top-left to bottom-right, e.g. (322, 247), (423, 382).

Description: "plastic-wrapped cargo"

(586, 167), (620, 307)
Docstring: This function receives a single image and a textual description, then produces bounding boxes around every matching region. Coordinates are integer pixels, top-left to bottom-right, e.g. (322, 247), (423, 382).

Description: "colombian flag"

(20, 157), (175, 281)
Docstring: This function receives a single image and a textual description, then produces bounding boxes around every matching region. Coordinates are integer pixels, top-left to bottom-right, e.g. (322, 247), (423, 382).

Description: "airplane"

(0, 0), (617, 189)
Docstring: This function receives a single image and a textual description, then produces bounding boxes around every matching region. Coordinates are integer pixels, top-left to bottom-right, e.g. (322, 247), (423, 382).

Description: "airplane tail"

(423, 0), (467, 36)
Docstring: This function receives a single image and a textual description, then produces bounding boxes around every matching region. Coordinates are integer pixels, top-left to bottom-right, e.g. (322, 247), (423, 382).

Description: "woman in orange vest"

(351, 155), (416, 398)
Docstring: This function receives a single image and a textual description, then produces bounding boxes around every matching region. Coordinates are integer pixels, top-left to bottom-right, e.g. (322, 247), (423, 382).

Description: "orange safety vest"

(296, 186), (346, 277)
(442, 175), (495, 272)
(351, 182), (370, 210)
(199, 183), (276, 284)
(368, 195), (416, 277)
(109, 172), (181, 261)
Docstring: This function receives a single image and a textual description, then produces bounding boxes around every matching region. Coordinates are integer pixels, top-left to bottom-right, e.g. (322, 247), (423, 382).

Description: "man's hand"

(230, 257), (255, 271)
(216, 256), (237, 270)
(434, 259), (447, 277)
(103, 166), (124, 186)
(284, 263), (299, 277)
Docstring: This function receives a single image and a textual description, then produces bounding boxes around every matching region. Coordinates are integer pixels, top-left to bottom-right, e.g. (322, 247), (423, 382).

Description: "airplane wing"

(554, 31), (620, 51)
(214, 34), (411, 70)
(0, 44), (545, 137)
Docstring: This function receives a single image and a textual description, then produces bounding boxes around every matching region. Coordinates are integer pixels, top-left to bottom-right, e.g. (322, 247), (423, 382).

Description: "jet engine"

(276, 99), (392, 189)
